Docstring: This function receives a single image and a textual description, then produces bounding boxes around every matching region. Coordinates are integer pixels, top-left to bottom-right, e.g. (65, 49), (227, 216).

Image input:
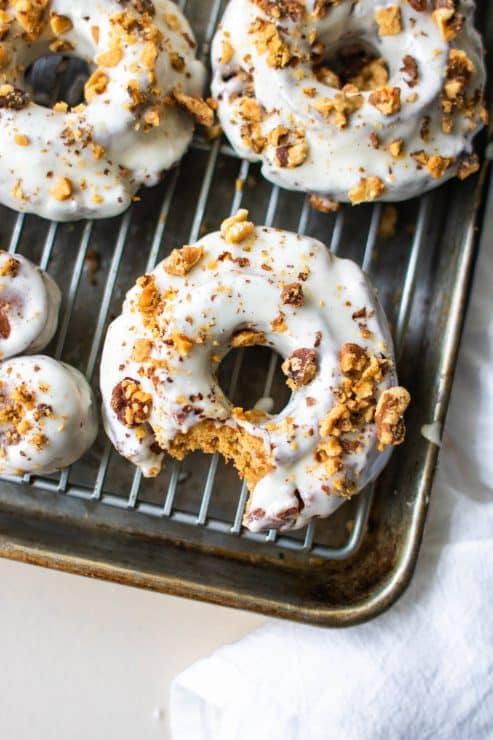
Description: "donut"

(100, 210), (410, 532)
(0, 0), (210, 221)
(0, 355), (98, 475)
(211, 0), (487, 206)
(0, 252), (61, 359)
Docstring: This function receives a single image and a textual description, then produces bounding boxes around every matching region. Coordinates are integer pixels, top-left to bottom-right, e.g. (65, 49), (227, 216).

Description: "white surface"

(0, 560), (263, 740)
(170, 188), (493, 738)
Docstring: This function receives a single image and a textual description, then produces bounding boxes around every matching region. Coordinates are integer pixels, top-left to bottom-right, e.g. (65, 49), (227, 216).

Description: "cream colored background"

(0, 558), (263, 739)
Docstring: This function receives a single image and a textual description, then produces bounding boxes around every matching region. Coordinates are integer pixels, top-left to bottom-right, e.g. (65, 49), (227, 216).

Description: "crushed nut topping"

(84, 69), (109, 103)
(313, 91), (364, 129)
(50, 177), (73, 201)
(457, 152), (480, 180)
(281, 282), (304, 307)
(221, 209), (255, 244)
(172, 90), (215, 127)
(432, 3), (464, 42)
(252, 0), (305, 21)
(369, 85), (401, 115)
(250, 17), (292, 69)
(375, 5), (402, 36)
(0, 84), (29, 110)
(400, 55), (419, 88)
(427, 154), (453, 179)
(348, 176), (385, 205)
(163, 245), (204, 276)
(308, 194), (340, 213)
(230, 329), (266, 347)
(375, 386), (411, 447)
(50, 13), (72, 35)
(281, 348), (317, 391)
(111, 378), (152, 427)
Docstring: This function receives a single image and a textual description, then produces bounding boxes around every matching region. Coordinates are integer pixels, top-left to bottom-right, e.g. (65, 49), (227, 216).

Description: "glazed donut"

(0, 355), (98, 475)
(100, 210), (410, 532)
(211, 0), (487, 205)
(0, 252), (61, 359)
(0, 0), (209, 221)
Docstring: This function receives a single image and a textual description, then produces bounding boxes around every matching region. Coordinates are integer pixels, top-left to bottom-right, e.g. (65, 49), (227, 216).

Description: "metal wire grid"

(0, 0), (432, 560)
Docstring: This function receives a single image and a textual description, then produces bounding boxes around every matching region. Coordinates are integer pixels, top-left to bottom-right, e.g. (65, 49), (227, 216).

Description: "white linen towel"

(170, 188), (493, 740)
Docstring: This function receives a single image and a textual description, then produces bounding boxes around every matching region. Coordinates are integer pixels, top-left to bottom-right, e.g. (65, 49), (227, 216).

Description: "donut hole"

(312, 39), (389, 92)
(218, 346), (290, 415)
(25, 55), (90, 108)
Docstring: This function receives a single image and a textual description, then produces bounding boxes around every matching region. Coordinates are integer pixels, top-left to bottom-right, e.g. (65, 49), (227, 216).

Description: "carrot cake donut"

(100, 210), (410, 532)
(0, 252), (61, 359)
(0, 0), (209, 220)
(211, 0), (486, 206)
(0, 355), (98, 475)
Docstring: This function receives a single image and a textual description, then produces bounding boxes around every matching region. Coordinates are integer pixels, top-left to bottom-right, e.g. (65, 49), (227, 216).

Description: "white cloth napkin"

(170, 190), (493, 740)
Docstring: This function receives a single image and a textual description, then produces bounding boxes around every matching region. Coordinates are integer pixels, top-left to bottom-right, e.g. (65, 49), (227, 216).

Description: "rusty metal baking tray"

(0, 0), (490, 626)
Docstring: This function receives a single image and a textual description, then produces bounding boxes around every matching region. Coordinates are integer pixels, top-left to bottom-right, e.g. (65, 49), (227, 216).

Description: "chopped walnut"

(96, 42), (123, 68)
(427, 155), (453, 179)
(389, 138), (404, 158)
(0, 256), (20, 277)
(50, 13), (72, 35)
(281, 282), (304, 307)
(131, 339), (152, 362)
(172, 332), (193, 356)
(172, 90), (215, 127)
(84, 69), (109, 103)
(137, 274), (159, 315)
(221, 209), (255, 244)
(0, 84), (29, 110)
(432, 5), (464, 42)
(252, 0), (304, 21)
(319, 404), (351, 438)
(12, 0), (49, 39)
(111, 378), (152, 427)
(313, 91), (364, 129)
(457, 153), (480, 180)
(308, 194), (340, 213)
(375, 5), (402, 36)
(400, 55), (419, 88)
(369, 86), (401, 115)
(163, 245), (204, 276)
(250, 18), (292, 69)
(50, 177), (73, 201)
(339, 343), (370, 376)
(230, 329), (266, 347)
(348, 176), (385, 205)
(375, 386), (410, 447)
(281, 348), (317, 391)
(220, 39), (234, 64)
(275, 138), (308, 168)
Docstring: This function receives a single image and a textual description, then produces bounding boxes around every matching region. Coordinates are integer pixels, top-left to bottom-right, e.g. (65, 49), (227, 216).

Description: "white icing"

(0, 355), (98, 475)
(211, 0), (486, 202)
(101, 222), (400, 532)
(0, 0), (205, 220)
(0, 252), (61, 359)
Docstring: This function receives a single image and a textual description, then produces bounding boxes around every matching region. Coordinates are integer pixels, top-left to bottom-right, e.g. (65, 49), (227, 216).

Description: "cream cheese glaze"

(100, 211), (410, 532)
(0, 252), (61, 359)
(0, 0), (208, 220)
(0, 355), (98, 475)
(211, 0), (486, 205)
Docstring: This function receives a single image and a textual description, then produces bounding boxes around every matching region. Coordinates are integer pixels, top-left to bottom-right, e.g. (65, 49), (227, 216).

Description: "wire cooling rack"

(0, 0), (488, 589)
